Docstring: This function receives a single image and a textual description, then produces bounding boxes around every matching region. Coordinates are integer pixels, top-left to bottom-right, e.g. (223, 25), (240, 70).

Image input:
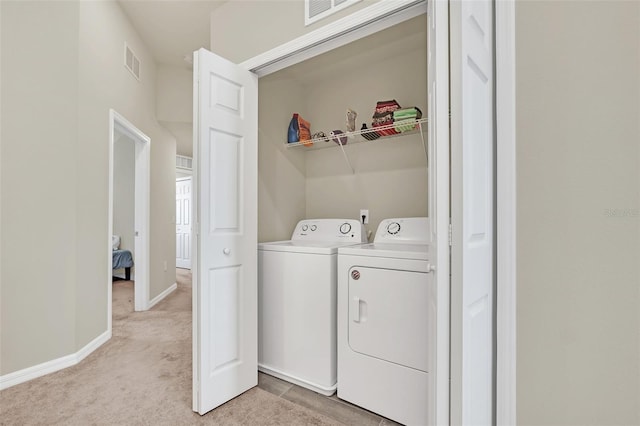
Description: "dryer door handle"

(351, 297), (361, 323)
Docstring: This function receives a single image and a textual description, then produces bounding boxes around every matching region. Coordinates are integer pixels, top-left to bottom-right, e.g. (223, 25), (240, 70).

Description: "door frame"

(108, 109), (151, 325)
(205, 0), (517, 422)
(495, 0), (517, 424)
(239, 0), (429, 77)
(234, 1), (450, 424)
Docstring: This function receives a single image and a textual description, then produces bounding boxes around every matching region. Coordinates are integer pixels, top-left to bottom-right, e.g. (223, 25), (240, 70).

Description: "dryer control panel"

(374, 217), (430, 244)
(292, 219), (366, 243)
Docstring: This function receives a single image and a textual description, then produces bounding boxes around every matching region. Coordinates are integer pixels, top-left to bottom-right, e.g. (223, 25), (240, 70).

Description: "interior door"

(451, 0), (495, 425)
(192, 48), (258, 415)
(176, 177), (192, 269)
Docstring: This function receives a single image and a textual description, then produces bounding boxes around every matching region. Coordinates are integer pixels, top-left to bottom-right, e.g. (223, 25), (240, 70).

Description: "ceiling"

(117, 0), (227, 67)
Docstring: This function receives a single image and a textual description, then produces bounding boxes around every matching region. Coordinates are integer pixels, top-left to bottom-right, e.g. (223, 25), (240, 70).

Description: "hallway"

(0, 270), (393, 425)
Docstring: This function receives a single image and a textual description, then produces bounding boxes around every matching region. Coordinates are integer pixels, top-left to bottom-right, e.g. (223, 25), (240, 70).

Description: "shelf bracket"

(419, 122), (428, 162)
(336, 139), (355, 173)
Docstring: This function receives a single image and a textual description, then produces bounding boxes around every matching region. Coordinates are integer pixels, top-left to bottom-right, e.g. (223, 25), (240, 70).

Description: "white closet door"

(451, 0), (495, 425)
(428, 1), (452, 425)
(192, 48), (258, 415)
(176, 177), (192, 269)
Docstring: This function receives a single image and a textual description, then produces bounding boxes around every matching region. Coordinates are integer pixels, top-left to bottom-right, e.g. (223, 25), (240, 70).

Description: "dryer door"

(348, 266), (431, 372)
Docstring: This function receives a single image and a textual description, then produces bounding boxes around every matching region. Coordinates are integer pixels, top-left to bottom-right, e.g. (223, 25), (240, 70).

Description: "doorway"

(176, 176), (192, 269)
(108, 109), (151, 325)
(192, 1), (456, 420)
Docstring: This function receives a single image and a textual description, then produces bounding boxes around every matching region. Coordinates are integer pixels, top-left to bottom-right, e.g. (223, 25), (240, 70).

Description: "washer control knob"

(339, 222), (352, 234)
(310, 225), (317, 231)
(301, 224), (308, 231)
(387, 222), (401, 235)
(223, 248), (231, 255)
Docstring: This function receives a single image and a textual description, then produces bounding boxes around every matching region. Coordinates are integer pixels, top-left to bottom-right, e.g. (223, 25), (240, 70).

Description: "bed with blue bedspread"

(112, 236), (134, 280)
(113, 249), (134, 280)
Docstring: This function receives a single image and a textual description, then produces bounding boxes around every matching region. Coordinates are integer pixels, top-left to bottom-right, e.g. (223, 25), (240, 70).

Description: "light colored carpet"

(0, 270), (342, 425)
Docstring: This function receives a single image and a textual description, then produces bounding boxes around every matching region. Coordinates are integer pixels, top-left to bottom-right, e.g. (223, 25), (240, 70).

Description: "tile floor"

(257, 372), (401, 426)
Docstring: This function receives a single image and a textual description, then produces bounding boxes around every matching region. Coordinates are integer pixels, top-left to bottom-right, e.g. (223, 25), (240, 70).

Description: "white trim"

(449, 0), (464, 422)
(239, 0), (427, 77)
(148, 283), (178, 310)
(108, 109), (151, 333)
(428, 1), (451, 424)
(133, 129), (151, 312)
(76, 331), (112, 363)
(176, 167), (193, 176)
(495, 0), (517, 424)
(191, 50), (201, 413)
(0, 330), (110, 391)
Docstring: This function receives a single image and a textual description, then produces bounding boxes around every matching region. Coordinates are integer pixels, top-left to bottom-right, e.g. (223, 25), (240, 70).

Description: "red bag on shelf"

(371, 99), (401, 136)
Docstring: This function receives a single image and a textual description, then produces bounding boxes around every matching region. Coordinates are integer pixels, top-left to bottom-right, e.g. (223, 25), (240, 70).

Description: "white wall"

(210, 0), (426, 244)
(257, 74), (307, 242)
(516, 1), (640, 424)
(157, 65), (193, 157)
(113, 133), (136, 260)
(0, 0), (177, 375)
(1, 0), (79, 374)
(157, 65), (192, 123)
(211, 0), (383, 64)
(76, 0), (176, 347)
(303, 16), (428, 235)
(256, 15), (427, 241)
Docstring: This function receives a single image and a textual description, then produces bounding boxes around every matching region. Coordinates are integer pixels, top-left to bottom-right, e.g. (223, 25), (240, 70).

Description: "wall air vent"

(176, 155), (193, 170)
(124, 43), (141, 80)
(305, 0), (362, 26)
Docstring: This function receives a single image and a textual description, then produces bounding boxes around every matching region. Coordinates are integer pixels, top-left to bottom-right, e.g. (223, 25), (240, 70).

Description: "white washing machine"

(337, 217), (434, 426)
(258, 219), (366, 396)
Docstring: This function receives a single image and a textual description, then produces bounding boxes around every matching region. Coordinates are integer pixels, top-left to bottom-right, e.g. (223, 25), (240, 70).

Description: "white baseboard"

(0, 330), (111, 391)
(147, 283), (177, 309)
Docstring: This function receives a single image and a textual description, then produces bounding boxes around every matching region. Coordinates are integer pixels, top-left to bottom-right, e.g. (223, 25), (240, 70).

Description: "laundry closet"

(256, 15), (428, 243)
(196, 0), (493, 421)
(254, 14), (432, 425)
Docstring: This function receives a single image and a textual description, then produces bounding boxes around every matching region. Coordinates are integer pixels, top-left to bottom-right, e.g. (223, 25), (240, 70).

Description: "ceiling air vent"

(176, 155), (193, 170)
(305, 0), (361, 26)
(124, 43), (141, 80)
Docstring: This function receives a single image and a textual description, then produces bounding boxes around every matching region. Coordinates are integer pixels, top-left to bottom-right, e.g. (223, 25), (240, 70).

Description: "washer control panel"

(340, 222), (352, 234)
(374, 217), (430, 244)
(292, 219), (366, 243)
(386, 221), (401, 235)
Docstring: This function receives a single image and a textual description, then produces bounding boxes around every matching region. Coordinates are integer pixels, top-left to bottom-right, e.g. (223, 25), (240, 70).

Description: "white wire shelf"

(283, 117), (428, 174)
(284, 117), (428, 150)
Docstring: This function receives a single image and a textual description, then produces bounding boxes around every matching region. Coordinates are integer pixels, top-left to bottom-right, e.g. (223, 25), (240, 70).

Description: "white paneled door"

(452, 0), (496, 424)
(192, 48), (258, 415)
(427, 1), (452, 424)
(176, 177), (192, 269)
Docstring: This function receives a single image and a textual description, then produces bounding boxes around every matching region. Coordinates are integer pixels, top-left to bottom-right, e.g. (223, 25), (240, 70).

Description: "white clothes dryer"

(258, 219), (366, 396)
(337, 217), (434, 425)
